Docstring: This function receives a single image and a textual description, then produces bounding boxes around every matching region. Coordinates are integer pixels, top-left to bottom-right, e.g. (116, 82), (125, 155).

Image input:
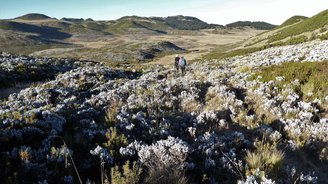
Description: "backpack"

(179, 58), (186, 66)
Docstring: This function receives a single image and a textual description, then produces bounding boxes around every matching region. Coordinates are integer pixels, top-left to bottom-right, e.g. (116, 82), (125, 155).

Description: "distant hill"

(0, 13), (259, 56)
(152, 15), (223, 30)
(226, 21), (276, 30)
(15, 13), (51, 20)
(3, 14), (235, 38)
(116, 15), (223, 32)
(61, 17), (85, 23)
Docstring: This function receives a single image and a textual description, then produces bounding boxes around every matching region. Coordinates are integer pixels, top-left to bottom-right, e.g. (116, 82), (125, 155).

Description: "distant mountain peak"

(15, 13), (51, 20)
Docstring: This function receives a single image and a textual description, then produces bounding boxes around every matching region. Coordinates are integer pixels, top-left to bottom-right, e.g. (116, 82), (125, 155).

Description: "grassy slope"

(268, 9), (328, 43)
(135, 20), (170, 32)
(277, 16), (308, 28)
(0, 20), (73, 54)
(106, 20), (148, 34)
(202, 44), (275, 60)
(250, 61), (328, 101)
(0, 31), (70, 55)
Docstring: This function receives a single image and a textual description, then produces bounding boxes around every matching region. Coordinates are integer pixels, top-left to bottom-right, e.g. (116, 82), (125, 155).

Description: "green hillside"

(242, 9), (328, 50)
(107, 20), (145, 33)
(268, 9), (328, 43)
(83, 21), (108, 31)
(204, 9), (328, 60)
(106, 19), (166, 34)
(278, 16), (308, 28)
(226, 21), (276, 30)
(116, 15), (222, 31)
(15, 13), (51, 20)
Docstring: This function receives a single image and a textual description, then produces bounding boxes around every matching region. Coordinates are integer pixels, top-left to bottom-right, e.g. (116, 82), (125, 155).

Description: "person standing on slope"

(179, 56), (187, 75)
(174, 54), (180, 72)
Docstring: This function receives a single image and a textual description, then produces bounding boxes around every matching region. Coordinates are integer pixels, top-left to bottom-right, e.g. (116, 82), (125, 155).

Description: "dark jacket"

(175, 57), (180, 65)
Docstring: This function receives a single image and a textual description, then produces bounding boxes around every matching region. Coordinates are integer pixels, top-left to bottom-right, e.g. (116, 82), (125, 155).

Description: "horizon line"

(3, 12), (280, 26)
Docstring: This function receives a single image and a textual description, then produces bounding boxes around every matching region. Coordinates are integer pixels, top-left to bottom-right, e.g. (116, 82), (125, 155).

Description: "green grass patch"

(270, 35), (309, 47)
(249, 61), (328, 100)
(83, 21), (107, 31)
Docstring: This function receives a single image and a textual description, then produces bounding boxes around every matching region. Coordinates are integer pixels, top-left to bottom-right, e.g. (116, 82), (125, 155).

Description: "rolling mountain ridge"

(244, 9), (328, 48)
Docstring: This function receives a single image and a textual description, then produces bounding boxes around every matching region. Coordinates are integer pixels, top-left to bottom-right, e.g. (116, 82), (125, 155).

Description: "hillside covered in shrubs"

(1, 39), (328, 183)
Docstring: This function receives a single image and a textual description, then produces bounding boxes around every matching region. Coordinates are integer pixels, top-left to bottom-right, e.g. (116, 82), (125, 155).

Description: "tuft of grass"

(144, 167), (188, 184)
(246, 140), (284, 177)
(104, 100), (123, 127)
(182, 99), (201, 113)
(204, 96), (222, 112)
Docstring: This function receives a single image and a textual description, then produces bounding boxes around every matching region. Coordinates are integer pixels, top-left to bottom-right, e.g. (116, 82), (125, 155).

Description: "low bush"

(104, 127), (128, 159)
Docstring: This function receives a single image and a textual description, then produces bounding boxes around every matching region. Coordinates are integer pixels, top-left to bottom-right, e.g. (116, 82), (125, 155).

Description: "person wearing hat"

(174, 54), (180, 72)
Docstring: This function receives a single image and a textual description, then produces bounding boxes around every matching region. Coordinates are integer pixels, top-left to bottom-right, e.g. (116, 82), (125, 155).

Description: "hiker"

(179, 56), (187, 75)
(174, 54), (180, 71)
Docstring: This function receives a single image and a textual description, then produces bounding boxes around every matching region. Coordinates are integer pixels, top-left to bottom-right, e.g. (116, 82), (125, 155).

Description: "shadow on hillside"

(3, 21), (72, 40)
(228, 86), (247, 101)
(133, 21), (167, 34)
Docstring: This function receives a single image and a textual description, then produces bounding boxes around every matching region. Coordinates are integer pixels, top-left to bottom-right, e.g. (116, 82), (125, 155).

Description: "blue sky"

(0, 0), (327, 25)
